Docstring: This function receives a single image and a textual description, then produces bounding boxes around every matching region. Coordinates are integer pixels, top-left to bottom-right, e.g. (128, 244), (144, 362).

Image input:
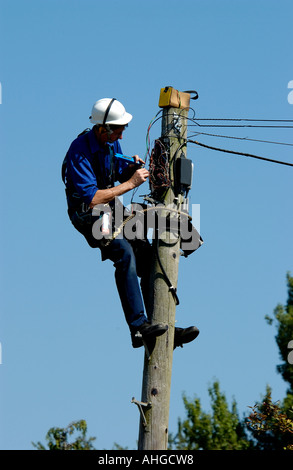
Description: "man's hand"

(132, 155), (145, 167)
(129, 167), (149, 188)
(89, 157), (148, 208)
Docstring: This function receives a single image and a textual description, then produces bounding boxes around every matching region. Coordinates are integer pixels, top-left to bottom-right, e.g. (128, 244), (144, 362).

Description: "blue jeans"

(70, 210), (151, 330)
(101, 238), (152, 330)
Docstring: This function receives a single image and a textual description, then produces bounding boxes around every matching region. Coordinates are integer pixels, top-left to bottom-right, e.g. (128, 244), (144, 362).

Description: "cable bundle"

(149, 139), (171, 193)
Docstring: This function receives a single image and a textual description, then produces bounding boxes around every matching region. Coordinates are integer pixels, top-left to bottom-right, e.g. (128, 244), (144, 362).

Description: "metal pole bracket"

(131, 397), (152, 428)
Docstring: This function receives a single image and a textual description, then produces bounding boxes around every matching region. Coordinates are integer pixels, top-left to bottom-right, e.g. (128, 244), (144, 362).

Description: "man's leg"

(101, 238), (167, 346)
(130, 239), (153, 316)
(132, 239), (200, 350)
(103, 238), (146, 329)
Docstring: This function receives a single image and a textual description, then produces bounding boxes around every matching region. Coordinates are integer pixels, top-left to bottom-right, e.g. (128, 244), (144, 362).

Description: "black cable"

(154, 235), (180, 306)
(193, 118), (293, 122)
(146, 112), (293, 137)
(188, 139), (293, 167)
(187, 131), (293, 147)
(145, 110), (293, 173)
(187, 113), (293, 128)
(190, 123), (293, 128)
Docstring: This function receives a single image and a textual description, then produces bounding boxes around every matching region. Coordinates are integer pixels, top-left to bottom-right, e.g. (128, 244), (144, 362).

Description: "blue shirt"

(63, 128), (130, 210)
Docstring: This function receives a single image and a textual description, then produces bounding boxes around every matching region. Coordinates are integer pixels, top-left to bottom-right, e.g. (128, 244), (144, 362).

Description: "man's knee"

(108, 239), (136, 270)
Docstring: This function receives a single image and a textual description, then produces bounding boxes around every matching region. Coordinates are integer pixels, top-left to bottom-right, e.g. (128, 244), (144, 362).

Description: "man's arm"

(89, 167), (149, 208)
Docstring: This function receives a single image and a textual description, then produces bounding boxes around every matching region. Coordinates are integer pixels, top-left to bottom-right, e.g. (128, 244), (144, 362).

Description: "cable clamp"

(169, 285), (180, 306)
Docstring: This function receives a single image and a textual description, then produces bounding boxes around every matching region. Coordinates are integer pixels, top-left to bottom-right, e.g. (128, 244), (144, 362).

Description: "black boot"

(174, 326), (199, 349)
(131, 322), (168, 348)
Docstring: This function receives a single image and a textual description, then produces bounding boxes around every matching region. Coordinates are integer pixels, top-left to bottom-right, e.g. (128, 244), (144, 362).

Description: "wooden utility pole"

(137, 90), (190, 450)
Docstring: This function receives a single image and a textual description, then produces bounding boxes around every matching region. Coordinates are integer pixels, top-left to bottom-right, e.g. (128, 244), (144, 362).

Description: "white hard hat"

(89, 98), (133, 126)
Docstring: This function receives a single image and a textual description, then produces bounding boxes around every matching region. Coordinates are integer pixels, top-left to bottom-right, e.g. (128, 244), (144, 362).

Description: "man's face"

(95, 124), (126, 144)
(108, 125), (126, 142)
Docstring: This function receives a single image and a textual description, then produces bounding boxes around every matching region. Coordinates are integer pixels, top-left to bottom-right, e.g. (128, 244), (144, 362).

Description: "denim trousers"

(101, 237), (152, 331)
(70, 210), (151, 331)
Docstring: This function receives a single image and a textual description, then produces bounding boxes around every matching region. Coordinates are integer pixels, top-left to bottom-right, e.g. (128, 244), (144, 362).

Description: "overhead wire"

(190, 123), (293, 128)
(137, 108), (293, 304)
(144, 110), (163, 163)
(187, 139), (293, 167)
(187, 131), (293, 147)
(143, 108), (293, 169)
(190, 116), (293, 129)
(192, 118), (293, 122)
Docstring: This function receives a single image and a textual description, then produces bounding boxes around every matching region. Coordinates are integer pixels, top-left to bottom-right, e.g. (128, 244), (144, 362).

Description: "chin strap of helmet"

(103, 98), (116, 126)
(102, 98), (116, 138)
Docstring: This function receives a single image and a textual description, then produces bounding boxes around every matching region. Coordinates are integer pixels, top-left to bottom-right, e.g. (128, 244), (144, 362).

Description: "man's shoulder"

(66, 130), (93, 165)
(69, 130), (90, 152)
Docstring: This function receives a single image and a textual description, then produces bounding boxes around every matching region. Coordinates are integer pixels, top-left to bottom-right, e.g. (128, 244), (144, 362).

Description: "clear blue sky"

(0, 0), (292, 450)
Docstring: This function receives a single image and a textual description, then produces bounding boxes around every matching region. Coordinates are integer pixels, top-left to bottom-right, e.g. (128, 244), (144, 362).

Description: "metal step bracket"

(131, 397), (152, 427)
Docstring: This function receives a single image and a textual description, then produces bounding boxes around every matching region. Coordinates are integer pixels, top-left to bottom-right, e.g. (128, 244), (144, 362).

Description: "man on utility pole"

(62, 96), (200, 354)
(135, 88), (202, 450)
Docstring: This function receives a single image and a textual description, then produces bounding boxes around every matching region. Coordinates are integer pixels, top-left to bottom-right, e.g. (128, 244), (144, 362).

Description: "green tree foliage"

(170, 273), (293, 451)
(32, 420), (96, 450)
(169, 381), (252, 450)
(246, 387), (293, 450)
(245, 272), (293, 450)
(265, 272), (293, 396)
